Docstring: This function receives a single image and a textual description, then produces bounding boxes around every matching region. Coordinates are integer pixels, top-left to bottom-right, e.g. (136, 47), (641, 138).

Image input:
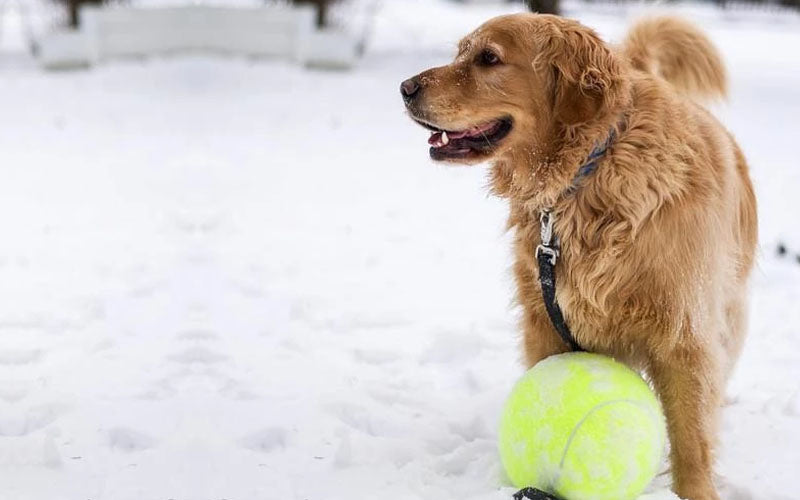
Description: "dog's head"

(401, 14), (626, 168)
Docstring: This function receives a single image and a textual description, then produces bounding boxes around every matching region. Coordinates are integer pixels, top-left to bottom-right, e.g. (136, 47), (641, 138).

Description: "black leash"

(513, 132), (616, 500)
(513, 487), (561, 500)
(536, 209), (583, 352)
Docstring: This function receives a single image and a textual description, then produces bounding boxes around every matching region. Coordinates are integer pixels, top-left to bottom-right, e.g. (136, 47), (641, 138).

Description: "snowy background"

(0, 1), (799, 499)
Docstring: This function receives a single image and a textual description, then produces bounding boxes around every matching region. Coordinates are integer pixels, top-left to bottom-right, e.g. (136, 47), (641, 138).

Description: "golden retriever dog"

(400, 14), (757, 500)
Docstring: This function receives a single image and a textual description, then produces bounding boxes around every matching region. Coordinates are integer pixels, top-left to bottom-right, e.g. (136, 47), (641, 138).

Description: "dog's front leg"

(520, 303), (571, 368)
(648, 346), (723, 500)
(514, 259), (571, 367)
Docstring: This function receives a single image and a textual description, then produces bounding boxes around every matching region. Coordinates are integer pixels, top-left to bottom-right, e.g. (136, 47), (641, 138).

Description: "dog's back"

(622, 17), (756, 272)
(619, 19), (757, 499)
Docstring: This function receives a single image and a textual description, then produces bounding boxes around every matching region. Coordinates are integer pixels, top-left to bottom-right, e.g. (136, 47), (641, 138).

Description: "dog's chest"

(519, 223), (624, 327)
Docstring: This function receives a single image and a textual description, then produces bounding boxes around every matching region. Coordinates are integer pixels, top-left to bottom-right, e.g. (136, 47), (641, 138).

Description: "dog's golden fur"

(402, 14), (756, 500)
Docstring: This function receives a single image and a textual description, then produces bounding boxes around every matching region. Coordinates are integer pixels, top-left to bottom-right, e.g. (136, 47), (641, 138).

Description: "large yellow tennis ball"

(498, 352), (666, 500)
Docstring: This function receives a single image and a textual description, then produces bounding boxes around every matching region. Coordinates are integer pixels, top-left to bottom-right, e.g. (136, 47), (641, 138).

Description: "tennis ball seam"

(554, 398), (662, 488)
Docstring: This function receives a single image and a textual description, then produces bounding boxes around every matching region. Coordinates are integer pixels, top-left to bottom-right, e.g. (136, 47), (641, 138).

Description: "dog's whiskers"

(480, 130), (492, 149)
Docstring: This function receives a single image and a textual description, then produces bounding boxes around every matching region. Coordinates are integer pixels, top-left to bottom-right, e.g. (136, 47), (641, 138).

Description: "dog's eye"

(477, 49), (501, 66)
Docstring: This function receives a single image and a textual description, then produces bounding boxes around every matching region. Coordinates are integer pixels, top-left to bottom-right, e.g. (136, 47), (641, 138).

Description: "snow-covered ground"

(0, 1), (799, 499)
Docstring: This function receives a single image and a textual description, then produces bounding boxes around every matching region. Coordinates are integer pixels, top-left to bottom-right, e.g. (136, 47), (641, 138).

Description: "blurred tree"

(55, 0), (104, 28)
(292, 0), (337, 28)
(525, 0), (559, 15)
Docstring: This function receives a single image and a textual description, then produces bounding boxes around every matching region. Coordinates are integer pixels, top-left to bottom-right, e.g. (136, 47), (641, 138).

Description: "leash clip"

(536, 210), (559, 265)
(536, 244), (558, 265)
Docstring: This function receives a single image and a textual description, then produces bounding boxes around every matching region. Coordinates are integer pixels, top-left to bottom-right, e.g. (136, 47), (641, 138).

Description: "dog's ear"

(541, 25), (623, 126)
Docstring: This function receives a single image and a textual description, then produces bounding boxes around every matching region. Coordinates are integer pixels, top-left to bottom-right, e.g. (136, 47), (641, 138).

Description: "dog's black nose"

(400, 78), (420, 99)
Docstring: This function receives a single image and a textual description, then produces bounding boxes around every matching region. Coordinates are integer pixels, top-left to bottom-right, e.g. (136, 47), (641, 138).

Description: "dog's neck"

(493, 117), (620, 205)
(490, 108), (629, 252)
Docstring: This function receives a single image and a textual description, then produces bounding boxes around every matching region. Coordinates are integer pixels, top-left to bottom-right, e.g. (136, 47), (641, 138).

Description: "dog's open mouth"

(414, 117), (513, 161)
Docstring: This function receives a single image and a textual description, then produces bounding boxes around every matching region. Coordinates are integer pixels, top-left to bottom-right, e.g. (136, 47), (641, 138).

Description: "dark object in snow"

(777, 242), (787, 256)
(292, 0), (338, 28)
(525, 0), (560, 15)
(513, 487), (560, 500)
(796, 254), (800, 265)
(55, 0), (103, 28)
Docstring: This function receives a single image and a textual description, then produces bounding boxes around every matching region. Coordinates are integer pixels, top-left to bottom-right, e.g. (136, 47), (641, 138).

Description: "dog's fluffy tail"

(622, 17), (727, 99)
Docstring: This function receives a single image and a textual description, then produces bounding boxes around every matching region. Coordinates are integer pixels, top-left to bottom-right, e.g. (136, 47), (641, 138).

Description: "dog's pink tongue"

(428, 132), (443, 145)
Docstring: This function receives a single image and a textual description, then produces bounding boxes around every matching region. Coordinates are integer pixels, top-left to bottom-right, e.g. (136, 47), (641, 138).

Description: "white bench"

(38, 30), (92, 70)
(38, 5), (358, 70)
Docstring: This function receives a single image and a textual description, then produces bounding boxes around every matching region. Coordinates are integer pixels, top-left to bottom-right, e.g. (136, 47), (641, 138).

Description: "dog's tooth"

(441, 131), (449, 145)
